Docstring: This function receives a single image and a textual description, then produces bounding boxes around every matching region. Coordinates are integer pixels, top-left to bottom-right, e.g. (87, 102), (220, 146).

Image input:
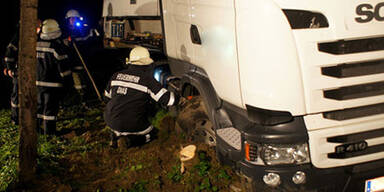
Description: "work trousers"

(37, 87), (61, 135)
(72, 69), (92, 104)
(10, 77), (18, 124)
(110, 126), (158, 148)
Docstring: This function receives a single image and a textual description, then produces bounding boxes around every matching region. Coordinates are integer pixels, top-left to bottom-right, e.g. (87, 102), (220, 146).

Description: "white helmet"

(42, 19), (60, 34)
(127, 46), (154, 65)
(65, 9), (80, 19)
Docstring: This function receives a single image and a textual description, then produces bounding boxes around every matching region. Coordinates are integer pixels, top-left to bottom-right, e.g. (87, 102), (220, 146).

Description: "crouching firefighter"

(37, 19), (74, 135)
(4, 29), (19, 125)
(104, 46), (179, 148)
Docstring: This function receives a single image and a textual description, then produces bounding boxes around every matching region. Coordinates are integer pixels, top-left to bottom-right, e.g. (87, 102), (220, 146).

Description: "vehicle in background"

(102, 0), (163, 50)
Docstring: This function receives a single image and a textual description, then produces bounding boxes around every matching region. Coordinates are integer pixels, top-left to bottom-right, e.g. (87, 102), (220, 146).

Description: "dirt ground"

(25, 114), (242, 192)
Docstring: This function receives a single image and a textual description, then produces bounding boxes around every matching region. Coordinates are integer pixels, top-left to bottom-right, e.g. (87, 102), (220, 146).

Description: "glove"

(8, 70), (14, 78)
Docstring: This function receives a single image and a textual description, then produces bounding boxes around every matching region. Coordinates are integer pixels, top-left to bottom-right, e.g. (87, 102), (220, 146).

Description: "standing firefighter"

(104, 47), (179, 148)
(64, 9), (101, 104)
(37, 19), (73, 135)
(4, 29), (19, 125)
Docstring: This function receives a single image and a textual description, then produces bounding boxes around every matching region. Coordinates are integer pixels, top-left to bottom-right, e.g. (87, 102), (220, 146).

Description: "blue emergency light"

(74, 17), (84, 28)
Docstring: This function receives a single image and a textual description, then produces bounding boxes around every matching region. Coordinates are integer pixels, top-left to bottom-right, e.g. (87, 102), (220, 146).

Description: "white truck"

(103, 0), (384, 191)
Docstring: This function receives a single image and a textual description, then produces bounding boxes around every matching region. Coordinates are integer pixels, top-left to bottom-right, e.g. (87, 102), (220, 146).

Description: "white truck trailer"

(103, 0), (384, 191)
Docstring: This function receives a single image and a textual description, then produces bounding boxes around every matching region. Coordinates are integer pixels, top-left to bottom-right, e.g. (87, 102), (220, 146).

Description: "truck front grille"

(327, 128), (384, 143)
(306, 116), (384, 168)
(318, 36), (384, 54)
(323, 81), (384, 100)
(321, 59), (384, 78)
(323, 103), (384, 121)
(327, 128), (384, 159)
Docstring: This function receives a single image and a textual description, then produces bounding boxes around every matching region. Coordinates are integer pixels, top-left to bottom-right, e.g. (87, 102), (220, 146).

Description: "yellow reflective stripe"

(37, 114), (56, 121)
(36, 47), (68, 60)
(60, 70), (72, 77)
(11, 101), (19, 108)
(167, 92), (175, 106)
(111, 80), (148, 93)
(74, 66), (84, 70)
(112, 125), (154, 136)
(8, 43), (17, 51)
(104, 90), (112, 98)
(5, 57), (15, 62)
(36, 81), (63, 87)
(75, 85), (86, 90)
(149, 88), (168, 102)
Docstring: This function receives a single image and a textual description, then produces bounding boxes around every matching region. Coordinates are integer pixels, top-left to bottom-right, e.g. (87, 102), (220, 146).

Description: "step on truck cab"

(103, 0), (384, 191)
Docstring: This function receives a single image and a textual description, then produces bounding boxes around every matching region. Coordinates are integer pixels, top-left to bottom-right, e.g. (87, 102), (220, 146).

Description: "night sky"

(0, 0), (103, 108)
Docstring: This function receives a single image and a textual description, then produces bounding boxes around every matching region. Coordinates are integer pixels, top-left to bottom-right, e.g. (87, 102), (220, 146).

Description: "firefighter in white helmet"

(64, 9), (101, 106)
(104, 46), (179, 148)
(65, 9), (81, 20)
(36, 19), (74, 135)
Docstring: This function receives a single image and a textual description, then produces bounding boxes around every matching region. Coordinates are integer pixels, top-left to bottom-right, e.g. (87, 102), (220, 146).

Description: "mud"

(29, 116), (242, 192)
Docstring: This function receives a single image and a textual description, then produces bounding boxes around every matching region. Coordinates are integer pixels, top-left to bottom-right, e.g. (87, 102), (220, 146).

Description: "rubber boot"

(118, 136), (132, 149)
(110, 131), (118, 149)
(43, 121), (57, 135)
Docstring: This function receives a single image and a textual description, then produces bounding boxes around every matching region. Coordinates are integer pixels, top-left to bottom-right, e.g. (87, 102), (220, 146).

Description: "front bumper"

(217, 103), (384, 191)
(237, 158), (384, 192)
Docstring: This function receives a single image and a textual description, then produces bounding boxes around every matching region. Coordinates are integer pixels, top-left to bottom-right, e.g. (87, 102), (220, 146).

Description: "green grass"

(0, 105), (105, 191)
(165, 150), (233, 192)
(0, 110), (18, 191)
(150, 108), (169, 129)
(0, 104), (236, 191)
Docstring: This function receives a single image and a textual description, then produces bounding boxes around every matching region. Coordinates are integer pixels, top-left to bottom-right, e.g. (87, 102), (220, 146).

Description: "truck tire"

(176, 96), (216, 146)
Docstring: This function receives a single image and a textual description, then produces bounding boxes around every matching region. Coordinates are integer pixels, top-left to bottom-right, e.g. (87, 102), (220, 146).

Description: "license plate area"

(365, 176), (384, 192)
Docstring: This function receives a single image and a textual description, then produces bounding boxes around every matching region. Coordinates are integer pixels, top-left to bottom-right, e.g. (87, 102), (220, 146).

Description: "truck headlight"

(260, 143), (310, 165)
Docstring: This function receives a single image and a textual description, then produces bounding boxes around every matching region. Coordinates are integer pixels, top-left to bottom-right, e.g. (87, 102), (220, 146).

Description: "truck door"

(189, 0), (243, 107)
(162, 0), (195, 62)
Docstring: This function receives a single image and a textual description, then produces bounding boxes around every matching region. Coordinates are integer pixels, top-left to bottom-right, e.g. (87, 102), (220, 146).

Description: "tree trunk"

(18, 0), (38, 186)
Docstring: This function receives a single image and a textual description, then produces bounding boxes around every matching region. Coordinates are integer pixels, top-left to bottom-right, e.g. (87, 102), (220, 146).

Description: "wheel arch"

(179, 71), (222, 125)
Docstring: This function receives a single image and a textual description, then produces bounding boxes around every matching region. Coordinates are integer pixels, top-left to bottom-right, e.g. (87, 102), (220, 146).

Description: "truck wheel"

(176, 96), (216, 146)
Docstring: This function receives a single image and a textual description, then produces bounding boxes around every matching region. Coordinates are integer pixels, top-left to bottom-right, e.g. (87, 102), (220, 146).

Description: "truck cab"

(104, 0), (384, 191)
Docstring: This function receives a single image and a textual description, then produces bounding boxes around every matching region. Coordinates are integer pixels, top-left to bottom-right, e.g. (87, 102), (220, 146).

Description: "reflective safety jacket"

(4, 33), (19, 75)
(64, 26), (101, 75)
(104, 65), (178, 133)
(37, 31), (73, 89)
(64, 25), (101, 51)
(72, 28), (100, 43)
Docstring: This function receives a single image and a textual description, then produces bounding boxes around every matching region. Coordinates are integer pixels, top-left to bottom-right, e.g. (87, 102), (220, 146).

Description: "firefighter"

(4, 28), (19, 125)
(63, 9), (101, 105)
(64, 9), (100, 43)
(37, 19), (73, 135)
(104, 46), (179, 148)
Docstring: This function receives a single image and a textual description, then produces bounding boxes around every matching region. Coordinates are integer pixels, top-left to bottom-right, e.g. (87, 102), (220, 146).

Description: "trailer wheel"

(176, 96), (216, 146)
